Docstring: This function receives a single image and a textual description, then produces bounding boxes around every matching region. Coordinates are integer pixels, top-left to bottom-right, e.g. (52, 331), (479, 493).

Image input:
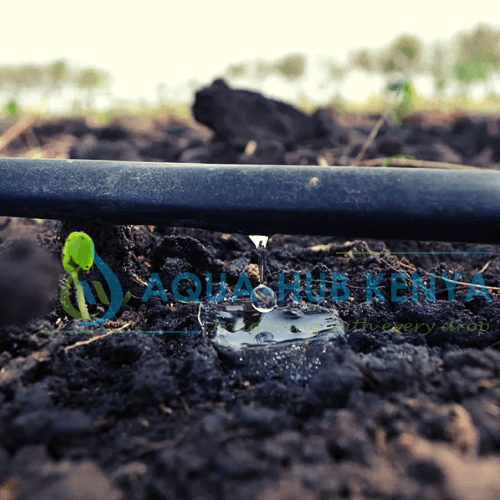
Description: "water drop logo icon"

(60, 232), (124, 326)
(78, 251), (124, 326)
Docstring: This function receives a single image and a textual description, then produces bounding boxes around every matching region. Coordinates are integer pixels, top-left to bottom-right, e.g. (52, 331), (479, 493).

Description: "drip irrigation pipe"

(1, 157), (500, 244)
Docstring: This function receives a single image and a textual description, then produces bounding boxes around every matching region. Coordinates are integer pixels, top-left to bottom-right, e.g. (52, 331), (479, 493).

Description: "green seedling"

(387, 80), (414, 125)
(62, 231), (96, 320)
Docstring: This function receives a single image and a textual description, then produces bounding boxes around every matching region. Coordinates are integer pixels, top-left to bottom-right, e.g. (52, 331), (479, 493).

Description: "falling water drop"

(251, 284), (277, 313)
(249, 235), (275, 312)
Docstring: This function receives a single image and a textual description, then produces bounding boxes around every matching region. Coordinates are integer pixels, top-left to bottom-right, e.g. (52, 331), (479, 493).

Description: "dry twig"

(64, 322), (131, 351)
(0, 115), (39, 152)
(356, 157), (488, 170)
(351, 110), (391, 165)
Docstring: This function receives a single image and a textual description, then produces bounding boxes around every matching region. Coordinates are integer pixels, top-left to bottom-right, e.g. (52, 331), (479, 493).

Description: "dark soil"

(1, 80), (500, 499)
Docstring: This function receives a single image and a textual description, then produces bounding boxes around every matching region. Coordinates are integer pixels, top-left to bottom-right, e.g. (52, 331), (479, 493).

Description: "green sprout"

(387, 80), (414, 125)
(62, 231), (95, 320)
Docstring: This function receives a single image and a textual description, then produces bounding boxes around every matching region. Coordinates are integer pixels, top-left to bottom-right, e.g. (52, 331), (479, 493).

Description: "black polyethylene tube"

(1, 157), (500, 243)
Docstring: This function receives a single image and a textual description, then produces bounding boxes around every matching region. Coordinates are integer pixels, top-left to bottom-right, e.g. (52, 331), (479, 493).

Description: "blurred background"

(0, 0), (499, 120)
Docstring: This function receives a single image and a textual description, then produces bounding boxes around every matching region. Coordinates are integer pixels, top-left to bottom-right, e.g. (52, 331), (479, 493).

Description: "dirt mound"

(192, 78), (337, 147)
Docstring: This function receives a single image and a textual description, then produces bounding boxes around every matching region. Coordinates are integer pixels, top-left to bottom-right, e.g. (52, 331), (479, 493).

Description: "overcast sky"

(2, 0), (499, 106)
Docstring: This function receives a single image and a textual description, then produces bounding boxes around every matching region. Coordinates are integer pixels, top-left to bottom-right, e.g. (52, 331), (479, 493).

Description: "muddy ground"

(1, 80), (500, 499)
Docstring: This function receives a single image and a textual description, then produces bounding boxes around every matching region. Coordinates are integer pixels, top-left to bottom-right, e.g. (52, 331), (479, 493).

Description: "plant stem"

(72, 270), (90, 319)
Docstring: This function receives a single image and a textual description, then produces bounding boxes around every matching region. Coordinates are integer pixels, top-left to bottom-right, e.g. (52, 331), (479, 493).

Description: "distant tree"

(322, 58), (348, 100)
(457, 23), (497, 64)
(223, 55), (306, 88)
(348, 47), (377, 74)
(377, 49), (400, 98)
(376, 34), (424, 90)
(390, 34), (423, 77)
(255, 59), (274, 82)
(273, 53), (306, 81)
(452, 59), (490, 98)
(0, 64), (44, 111)
(15, 64), (44, 91)
(428, 42), (449, 97)
(47, 60), (67, 92)
(40, 59), (68, 111)
(73, 68), (110, 110)
(455, 23), (500, 96)
(223, 59), (272, 84)
(378, 50), (398, 77)
(224, 62), (248, 81)
(272, 53), (307, 103)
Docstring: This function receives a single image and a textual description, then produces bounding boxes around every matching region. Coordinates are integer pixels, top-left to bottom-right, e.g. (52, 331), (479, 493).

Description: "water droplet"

(255, 332), (274, 344)
(251, 284), (277, 313)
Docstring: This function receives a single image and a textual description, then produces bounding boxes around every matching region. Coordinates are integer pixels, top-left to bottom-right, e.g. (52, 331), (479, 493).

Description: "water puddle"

(208, 235), (346, 351)
(210, 300), (345, 351)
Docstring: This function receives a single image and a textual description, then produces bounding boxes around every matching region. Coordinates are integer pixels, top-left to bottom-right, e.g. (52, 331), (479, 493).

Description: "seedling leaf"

(387, 81), (406, 92)
(63, 232), (94, 273)
(387, 80), (414, 125)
